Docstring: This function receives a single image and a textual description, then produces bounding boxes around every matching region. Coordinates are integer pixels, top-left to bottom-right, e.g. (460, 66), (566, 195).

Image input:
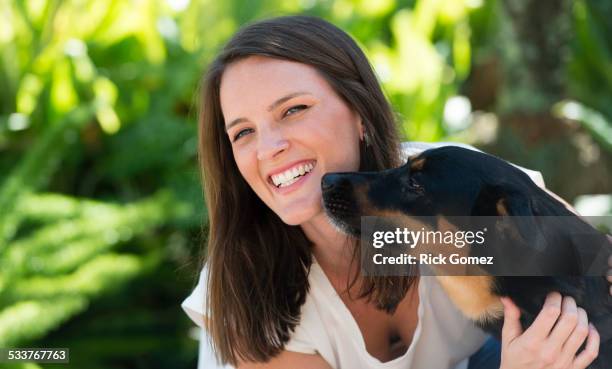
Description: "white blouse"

(181, 142), (545, 369)
(281, 257), (489, 369)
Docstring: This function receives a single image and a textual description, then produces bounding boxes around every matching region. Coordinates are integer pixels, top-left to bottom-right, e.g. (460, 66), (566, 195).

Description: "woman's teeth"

(271, 162), (315, 188)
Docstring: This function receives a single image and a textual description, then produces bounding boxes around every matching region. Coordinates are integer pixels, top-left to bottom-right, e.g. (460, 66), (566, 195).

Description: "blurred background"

(0, 0), (610, 368)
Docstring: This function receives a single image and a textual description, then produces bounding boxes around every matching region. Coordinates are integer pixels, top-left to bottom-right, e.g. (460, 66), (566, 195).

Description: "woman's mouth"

(268, 160), (317, 190)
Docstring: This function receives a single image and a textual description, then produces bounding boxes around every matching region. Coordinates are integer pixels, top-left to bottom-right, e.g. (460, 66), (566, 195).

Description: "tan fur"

(362, 210), (504, 323)
(435, 275), (503, 323)
(434, 216), (503, 322)
(496, 198), (508, 216)
(409, 156), (426, 171)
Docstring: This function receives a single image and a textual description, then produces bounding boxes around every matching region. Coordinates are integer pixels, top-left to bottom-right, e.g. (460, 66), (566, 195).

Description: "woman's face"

(220, 56), (363, 225)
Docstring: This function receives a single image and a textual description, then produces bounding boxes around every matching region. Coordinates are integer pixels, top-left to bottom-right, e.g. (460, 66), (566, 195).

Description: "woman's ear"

(358, 121), (365, 142)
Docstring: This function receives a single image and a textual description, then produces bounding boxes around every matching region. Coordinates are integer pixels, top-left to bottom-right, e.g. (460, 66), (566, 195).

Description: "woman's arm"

(236, 351), (332, 369)
(199, 317), (332, 369)
(499, 293), (599, 369)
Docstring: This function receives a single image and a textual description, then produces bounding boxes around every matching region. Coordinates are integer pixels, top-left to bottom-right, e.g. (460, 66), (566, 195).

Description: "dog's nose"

(321, 173), (353, 192)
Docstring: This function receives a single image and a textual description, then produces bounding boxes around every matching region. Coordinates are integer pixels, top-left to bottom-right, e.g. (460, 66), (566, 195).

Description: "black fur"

(321, 146), (612, 368)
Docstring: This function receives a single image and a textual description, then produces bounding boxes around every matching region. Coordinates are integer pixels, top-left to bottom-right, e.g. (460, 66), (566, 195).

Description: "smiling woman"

(183, 15), (611, 369)
(220, 56), (364, 225)
(195, 16), (405, 367)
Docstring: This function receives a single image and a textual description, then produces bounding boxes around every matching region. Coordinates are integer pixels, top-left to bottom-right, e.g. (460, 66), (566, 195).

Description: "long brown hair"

(198, 15), (413, 365)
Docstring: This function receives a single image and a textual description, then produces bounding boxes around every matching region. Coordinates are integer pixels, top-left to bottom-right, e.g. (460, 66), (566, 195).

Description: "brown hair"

(198, 15), (413, 365)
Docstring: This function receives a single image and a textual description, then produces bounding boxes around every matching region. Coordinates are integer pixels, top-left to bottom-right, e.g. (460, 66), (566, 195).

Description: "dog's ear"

(408, 155), (426, 172)
(494, 191), (532, 216)
(473, 184), (534, 216)
(473, 184), (544, 250)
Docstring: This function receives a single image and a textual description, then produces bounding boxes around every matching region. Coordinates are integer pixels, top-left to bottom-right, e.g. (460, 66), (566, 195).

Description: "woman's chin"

(278, 204), (321, 226)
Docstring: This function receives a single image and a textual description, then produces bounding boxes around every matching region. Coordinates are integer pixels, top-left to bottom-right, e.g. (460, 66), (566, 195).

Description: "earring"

(364, 131), (371, 147)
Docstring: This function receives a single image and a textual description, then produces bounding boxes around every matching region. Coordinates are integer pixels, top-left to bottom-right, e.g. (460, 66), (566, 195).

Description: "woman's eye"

(283, 105), (308, 117)
(233, 128), (254, 142)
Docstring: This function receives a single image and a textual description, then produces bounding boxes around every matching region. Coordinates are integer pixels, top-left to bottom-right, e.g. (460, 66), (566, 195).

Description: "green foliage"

(568, 0), (612, 124)
(0, 0), (203, 367)
(553, 100), (612, 152)
(0, 296), (87, 348)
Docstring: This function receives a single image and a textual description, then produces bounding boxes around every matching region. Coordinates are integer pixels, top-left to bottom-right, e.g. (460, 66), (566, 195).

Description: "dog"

(321, 145), (612, 368)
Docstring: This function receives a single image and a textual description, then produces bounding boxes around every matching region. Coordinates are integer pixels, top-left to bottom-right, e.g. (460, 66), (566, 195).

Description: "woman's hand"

(499, 292), (599, 369)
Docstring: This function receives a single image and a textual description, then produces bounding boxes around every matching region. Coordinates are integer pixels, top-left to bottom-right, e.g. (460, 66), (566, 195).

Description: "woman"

(182, 15), (612, 369)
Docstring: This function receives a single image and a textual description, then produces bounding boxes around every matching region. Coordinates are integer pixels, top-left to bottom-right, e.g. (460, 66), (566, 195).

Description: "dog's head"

(322, 146), (543, 235)
(322, 146), (611, 276)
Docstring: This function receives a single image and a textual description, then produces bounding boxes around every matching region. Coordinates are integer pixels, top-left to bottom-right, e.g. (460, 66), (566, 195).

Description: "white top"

(282, 258), (490, 369)
(181, 142), (545, 369)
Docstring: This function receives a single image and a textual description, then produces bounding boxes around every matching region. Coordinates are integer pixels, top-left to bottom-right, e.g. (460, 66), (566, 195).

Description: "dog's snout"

(321, 173), (353, 193)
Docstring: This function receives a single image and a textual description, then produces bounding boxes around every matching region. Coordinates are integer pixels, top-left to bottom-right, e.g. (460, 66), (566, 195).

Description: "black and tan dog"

(321, 146), (612, 368)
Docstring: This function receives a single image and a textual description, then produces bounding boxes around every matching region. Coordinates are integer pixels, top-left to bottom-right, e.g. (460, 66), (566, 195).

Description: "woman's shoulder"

(181, 263), (210, 328)
(400, 141), (479, 159)
(181, 261), (325, 354)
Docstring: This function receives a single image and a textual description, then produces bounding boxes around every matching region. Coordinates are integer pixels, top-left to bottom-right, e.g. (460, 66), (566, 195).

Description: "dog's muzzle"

(321, 173), (367, 236)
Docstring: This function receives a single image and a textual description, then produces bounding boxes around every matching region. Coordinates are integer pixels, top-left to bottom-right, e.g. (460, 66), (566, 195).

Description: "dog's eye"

(408, 177), (424, 194)
(400, 176), (423, 195)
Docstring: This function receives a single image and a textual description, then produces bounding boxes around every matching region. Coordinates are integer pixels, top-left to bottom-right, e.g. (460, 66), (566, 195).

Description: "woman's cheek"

(233, 149), (261, 192)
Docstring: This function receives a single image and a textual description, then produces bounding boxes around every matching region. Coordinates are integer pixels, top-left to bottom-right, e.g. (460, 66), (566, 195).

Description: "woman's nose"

(256, 129), (289, 161)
